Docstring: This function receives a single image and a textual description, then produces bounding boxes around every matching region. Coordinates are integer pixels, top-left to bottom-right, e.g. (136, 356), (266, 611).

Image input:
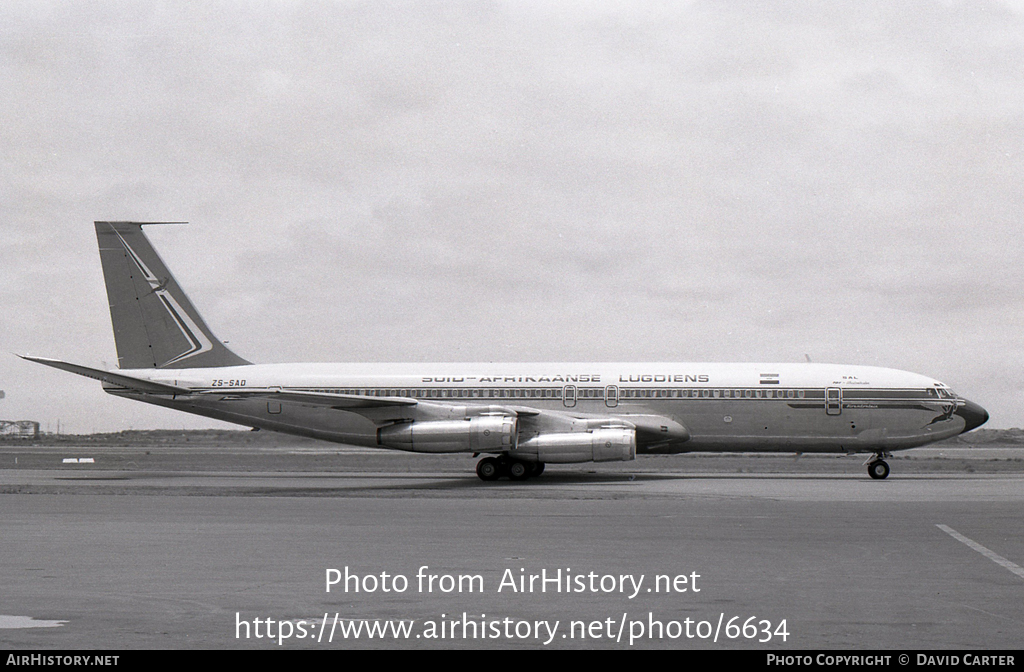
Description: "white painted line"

(62, 458), (78, 463)
(937, 524), (1024, 581)
(0, 615), (67, 629)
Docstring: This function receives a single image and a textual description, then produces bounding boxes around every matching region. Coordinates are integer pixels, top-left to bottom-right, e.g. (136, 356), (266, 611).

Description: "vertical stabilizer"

(95, 221), (250, 369)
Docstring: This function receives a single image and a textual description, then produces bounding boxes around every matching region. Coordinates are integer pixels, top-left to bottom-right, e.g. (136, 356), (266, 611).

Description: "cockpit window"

(935, 387), (958, 399)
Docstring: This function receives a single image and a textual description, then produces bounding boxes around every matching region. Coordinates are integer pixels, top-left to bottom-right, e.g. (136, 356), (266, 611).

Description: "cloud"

(1, 0), (1021, 430)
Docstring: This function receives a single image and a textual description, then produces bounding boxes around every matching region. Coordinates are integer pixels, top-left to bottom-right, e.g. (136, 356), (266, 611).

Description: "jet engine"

(377, 416), (517, 453)
(514, 428), (636, 463)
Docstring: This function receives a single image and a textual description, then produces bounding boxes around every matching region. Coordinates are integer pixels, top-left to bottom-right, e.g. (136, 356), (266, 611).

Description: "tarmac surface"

(1, 445), (1022, 650)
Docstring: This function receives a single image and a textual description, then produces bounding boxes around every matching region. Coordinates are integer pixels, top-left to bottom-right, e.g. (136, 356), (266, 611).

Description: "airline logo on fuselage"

(423, 375), (600, 383)
(619, 374), (710, 383)
(419, 373), (712, 384)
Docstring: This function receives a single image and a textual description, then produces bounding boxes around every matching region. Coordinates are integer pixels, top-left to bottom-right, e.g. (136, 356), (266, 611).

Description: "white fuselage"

(107, 362), (976, 454)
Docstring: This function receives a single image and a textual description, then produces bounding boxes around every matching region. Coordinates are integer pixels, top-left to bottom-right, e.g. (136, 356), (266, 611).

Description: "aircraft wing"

(197, 388), (418, 409)
(203, 391), (686, 443)
(19, 356), (185, 395)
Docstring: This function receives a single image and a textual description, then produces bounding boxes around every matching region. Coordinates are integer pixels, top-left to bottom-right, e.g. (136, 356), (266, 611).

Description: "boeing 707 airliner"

(22, 222), (989, 481)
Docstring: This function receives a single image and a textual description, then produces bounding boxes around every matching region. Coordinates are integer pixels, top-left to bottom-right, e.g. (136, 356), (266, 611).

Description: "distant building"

(0, 421), (40, 439)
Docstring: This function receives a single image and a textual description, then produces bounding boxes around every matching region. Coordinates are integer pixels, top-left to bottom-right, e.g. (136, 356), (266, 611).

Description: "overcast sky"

(2, 0), (1022, 432)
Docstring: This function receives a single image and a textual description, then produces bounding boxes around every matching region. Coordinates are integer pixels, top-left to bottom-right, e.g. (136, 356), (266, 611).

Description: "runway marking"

(936, 524), (1024, 580)
(0, 615), (67, 629)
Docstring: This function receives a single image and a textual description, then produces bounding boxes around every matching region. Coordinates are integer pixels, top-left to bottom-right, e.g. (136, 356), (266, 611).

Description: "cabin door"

(826, 387), (842, 415)
(563, 385), (577, 408)
(605, 385), (619, 408)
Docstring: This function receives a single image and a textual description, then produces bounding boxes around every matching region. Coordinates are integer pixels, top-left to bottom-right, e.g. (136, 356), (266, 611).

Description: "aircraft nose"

(956, 399), (989, 434)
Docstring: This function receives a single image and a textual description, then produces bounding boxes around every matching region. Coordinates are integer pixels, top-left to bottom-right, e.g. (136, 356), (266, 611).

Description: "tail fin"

(95, 221), (250, 369)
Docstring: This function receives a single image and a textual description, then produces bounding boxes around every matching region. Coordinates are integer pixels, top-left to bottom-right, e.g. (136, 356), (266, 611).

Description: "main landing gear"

(476, 455), (545, 482)
(865, 453), (892, 480)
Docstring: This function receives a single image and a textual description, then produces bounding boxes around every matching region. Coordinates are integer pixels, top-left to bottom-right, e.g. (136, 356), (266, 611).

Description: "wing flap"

(200, 388), (418, 409)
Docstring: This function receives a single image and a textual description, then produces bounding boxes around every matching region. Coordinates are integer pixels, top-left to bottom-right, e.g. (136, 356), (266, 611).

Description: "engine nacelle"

(514, 428), (636, 463)
(377, 416), (517, 453)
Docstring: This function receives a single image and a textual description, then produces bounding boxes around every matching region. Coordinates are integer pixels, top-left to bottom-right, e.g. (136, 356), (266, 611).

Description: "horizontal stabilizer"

(19, 355), (184, 395)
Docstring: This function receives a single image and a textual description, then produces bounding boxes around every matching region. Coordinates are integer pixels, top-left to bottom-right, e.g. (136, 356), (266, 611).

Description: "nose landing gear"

(475, 455), (545, 482)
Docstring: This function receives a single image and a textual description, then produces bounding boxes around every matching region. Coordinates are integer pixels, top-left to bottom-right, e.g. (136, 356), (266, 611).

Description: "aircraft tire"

(867, 460), (890, 480)
(477, 457), (501, 481)
(508, 461), (530, 481)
